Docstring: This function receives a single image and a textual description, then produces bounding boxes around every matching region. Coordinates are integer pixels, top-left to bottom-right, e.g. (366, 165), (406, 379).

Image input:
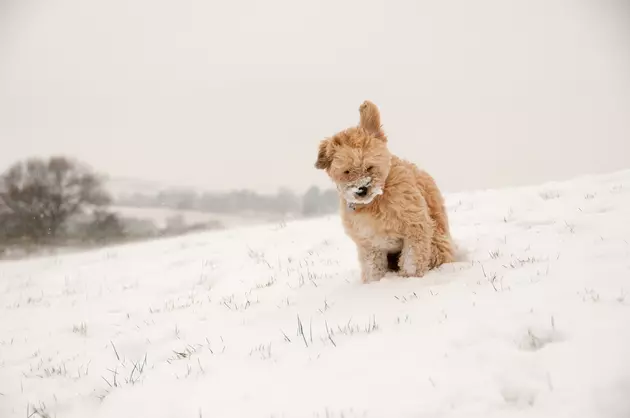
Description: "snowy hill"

(1, 170), (630, 418)
(105, 177), (175, 200)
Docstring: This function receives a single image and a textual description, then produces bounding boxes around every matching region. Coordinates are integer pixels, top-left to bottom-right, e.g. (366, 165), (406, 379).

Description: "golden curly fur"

(315, 100), (455, 283)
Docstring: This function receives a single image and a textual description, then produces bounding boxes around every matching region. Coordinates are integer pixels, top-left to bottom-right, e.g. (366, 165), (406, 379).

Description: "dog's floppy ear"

(315, 139), (332, 170)
(359, 100), (386, 140)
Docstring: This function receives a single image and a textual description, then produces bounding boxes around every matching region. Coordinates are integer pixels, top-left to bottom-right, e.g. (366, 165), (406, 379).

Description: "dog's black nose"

(356, 186), (368, 197)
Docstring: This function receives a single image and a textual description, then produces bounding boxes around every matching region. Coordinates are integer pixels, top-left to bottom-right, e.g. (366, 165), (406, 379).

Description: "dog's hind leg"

(431, 234), (455, 268)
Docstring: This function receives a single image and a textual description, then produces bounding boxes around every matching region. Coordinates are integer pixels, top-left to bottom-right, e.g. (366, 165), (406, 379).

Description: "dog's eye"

(367, 166), (374, 172)
(344, 170), (350, 175)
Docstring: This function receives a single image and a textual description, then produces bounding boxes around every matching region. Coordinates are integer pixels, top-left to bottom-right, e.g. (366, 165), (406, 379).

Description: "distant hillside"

(105, 177), (190, 200)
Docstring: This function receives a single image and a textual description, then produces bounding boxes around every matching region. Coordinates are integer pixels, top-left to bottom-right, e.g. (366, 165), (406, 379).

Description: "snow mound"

(1, 170), (630, 418)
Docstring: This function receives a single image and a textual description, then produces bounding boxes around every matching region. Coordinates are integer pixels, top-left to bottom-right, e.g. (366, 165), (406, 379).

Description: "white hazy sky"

(1, 0), (629, 194)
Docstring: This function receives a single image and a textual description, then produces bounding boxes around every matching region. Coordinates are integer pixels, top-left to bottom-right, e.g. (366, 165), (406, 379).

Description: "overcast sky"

(1, 0), (629, 194)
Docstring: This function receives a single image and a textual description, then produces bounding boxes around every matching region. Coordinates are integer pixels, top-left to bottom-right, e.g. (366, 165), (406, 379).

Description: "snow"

(2, 170), (630, 418)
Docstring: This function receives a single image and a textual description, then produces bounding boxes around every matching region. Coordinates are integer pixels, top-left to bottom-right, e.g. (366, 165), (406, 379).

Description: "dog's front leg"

(398, 228), (432, 278)
(357, 246), (388, 283)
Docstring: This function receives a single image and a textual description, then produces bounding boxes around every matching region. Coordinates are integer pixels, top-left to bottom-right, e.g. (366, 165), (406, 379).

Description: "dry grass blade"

(296, 314), (308, 347)
(325, 321), (336, 347)
(110, 340), (120, 361)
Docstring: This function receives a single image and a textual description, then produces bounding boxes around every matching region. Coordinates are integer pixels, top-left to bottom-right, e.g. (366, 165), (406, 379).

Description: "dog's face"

(315, 101), (392, 204)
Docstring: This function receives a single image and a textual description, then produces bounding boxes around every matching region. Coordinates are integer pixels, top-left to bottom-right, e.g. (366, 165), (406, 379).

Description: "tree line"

(0, 157), (124, 247)
(0, 156), (340, 256)
(115, 184), (339, 217)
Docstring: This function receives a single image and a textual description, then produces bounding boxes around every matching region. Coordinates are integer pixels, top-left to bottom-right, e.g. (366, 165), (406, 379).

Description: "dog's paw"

(361, 269), (386, 284)
(399, 254), (430, 278)
(361, 272), (376, 284)
(398, 270), (426, 279)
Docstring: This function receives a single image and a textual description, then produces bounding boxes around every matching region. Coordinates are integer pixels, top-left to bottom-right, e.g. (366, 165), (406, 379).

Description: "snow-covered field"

(1, 170), (630, 418)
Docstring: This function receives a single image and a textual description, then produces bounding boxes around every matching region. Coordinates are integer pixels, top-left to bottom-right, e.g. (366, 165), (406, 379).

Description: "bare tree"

(301, 186), (339, 216)
(302, 186), (321, 216)
(82, 209), (125, 243)
(0, 156), (111, 241)
(275, 187), (300, 214)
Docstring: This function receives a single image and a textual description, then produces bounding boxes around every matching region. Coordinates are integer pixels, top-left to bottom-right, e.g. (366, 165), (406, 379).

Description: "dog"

(315, 100), (455, 283)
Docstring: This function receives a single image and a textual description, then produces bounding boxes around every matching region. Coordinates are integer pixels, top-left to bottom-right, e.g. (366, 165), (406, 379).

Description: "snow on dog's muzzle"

(340, 177), (383, 204)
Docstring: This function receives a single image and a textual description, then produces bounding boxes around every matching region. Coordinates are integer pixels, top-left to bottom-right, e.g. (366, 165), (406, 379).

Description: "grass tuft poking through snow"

(1, 170), (630, 417)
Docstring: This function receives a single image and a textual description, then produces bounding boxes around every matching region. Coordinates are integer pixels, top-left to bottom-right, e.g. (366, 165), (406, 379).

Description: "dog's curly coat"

(315, 100), (455, 283)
